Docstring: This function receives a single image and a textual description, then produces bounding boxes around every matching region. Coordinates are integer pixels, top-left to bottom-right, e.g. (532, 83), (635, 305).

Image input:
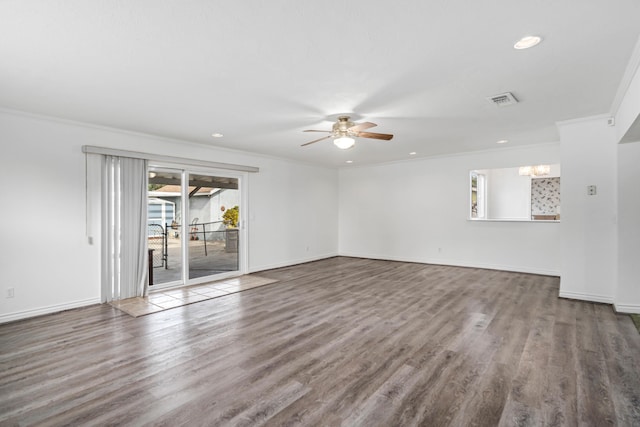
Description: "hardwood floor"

(1, 257), (639, 426)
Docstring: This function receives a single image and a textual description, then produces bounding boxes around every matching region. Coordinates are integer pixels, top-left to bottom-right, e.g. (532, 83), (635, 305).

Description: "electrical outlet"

(6, 288), (14, 298)
(587, 185), (597, 196)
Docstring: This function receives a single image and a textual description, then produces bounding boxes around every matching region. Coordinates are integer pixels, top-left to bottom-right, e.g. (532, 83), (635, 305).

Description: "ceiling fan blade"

(357, 131), (394, 141)
(348, 121), (377, 132)
(301, 135), (333, 146)
(303, 129), (331, 133)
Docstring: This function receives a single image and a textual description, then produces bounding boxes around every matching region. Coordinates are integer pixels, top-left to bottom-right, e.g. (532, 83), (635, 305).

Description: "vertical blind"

(101, 155), (149, 301)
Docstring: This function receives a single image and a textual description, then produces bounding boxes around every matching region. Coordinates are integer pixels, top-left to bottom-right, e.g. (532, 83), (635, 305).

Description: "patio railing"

(148, 221), (231, 268)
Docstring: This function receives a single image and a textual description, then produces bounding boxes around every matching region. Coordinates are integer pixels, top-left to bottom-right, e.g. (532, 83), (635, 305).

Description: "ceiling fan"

(301, 116), (394, 149)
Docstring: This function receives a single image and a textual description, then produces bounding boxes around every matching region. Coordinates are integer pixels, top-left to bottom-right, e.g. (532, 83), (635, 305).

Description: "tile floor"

(110, 275), (278, 317)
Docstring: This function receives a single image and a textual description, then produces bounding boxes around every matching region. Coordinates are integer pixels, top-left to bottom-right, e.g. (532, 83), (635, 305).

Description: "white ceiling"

(1, 1), (639, 167)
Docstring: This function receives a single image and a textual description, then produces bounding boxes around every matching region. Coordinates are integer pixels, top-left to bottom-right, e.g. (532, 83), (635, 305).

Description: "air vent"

(487, 92), (519, 107)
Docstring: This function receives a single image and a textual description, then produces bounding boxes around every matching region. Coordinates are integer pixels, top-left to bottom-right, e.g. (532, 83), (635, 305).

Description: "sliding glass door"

(147, 167), (244, 287)
(148, 169), (183, 285)
(187, 173), (240, 280)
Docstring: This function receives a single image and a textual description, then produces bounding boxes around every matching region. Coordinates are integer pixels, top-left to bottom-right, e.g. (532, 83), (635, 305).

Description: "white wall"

(0, 111), (338, 322)
(610, 37), (640, 313)
(338, 144), (561, 275)
(248, 158), (338, 270)
(616, 141), (640, 313)
(612, 40), (640, 313)
(557, 115), (618, 304)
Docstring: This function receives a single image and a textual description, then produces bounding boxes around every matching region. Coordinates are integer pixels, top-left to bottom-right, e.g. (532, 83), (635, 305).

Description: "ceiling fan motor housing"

(334, 116), (355, 136)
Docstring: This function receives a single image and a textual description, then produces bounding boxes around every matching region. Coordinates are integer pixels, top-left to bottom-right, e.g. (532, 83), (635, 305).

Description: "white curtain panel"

(101, 156), (149, 302)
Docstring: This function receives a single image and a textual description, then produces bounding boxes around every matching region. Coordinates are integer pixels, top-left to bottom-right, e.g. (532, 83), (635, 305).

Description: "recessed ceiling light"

(496, 140), (509, 144)
(211, 133), (224, 138)
(409, 152), (417, 155)
(514, 36), (542, 50)
(346, 160), (353, 164)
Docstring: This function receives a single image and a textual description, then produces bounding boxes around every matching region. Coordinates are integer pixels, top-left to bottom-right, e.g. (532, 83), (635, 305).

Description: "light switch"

(587, 185), (597, 196)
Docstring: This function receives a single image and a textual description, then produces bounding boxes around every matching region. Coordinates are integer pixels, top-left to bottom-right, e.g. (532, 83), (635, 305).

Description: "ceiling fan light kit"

(334, 137), (355, 149)
(301, 115), (394, 149)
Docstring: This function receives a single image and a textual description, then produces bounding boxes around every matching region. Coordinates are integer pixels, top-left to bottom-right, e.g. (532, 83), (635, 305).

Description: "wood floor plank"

(457, 360), (512, 427)
(593, 304), (640, 425)
(1, 257), (639, 426)
(542, 364), (578, 427)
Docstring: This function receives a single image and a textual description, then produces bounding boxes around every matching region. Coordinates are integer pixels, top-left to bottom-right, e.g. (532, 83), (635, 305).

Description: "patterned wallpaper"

(531, 177), (561, 215)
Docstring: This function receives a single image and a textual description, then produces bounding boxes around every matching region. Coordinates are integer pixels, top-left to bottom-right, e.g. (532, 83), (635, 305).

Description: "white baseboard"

(614, 303), (640, 314)
(558, 290), (614, 305)
(338, 252), (561, 277)
(0, 297), (101, 324)
(249, 252), (338, 274)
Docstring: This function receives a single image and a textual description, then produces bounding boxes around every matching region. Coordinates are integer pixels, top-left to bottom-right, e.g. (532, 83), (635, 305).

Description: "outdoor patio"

(149, 229), (239, 285)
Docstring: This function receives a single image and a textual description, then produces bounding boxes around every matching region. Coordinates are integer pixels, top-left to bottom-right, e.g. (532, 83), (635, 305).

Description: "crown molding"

(611, 35), (640, 116)
(555, 113), (611, 128)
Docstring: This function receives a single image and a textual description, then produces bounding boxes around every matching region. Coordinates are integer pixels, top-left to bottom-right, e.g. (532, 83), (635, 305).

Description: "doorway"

(147, 167), (245, 288)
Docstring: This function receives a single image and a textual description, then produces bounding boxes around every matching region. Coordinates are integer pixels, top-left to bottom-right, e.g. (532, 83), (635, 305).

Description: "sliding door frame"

(149, 162), (249, 291)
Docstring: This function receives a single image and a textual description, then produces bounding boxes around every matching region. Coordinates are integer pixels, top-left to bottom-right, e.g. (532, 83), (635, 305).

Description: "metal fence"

(187, 220), (226, 256)
(148, 224), (166, 268)
(147, 220), (232, 268)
